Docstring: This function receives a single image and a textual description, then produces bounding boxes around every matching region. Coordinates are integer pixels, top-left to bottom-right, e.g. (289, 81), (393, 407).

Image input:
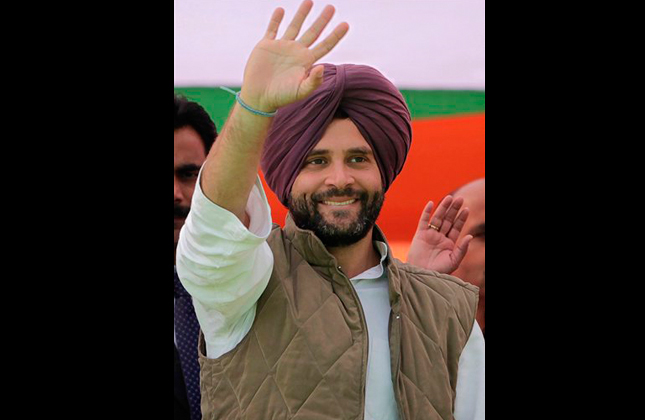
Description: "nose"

(324, 162), (355, 189)
(174, 176), (185, 203)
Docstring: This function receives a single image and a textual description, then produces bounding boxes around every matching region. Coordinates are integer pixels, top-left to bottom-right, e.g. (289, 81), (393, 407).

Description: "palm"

(239, 1), (349, 112)
(407, 196), (473, 274)
(244, 40), (317, 108)
(409, 227), (461, 274)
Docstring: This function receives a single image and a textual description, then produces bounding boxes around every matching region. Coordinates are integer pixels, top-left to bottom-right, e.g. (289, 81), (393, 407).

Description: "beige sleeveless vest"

(198, 217), (478, 420)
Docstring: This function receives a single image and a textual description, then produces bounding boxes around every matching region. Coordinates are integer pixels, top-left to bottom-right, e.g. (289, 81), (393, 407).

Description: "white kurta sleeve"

(453, 322), (485, 420)
(176, 171), (274, 359)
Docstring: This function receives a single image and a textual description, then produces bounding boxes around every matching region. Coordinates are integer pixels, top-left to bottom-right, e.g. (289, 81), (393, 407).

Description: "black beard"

(174, 203), (190, 219)
(288, 187), (385, 248)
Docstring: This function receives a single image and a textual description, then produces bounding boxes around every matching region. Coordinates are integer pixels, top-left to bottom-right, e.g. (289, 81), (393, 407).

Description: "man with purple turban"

(176, 2), (484, 419)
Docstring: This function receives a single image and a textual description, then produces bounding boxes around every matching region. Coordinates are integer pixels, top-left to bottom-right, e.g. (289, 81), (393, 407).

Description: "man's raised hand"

(240, 1), (349, 113)
(406, 196), (473, 275)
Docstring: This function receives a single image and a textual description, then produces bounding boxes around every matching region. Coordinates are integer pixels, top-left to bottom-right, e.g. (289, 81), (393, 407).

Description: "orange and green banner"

(174, 87), (484, 259)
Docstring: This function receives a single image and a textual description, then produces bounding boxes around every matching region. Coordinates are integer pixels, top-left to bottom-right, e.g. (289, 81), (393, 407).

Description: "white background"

(174, 0), (485, 89)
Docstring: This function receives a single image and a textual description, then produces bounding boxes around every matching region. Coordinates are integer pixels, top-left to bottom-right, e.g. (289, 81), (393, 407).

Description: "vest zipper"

(336, 265), (369, 420)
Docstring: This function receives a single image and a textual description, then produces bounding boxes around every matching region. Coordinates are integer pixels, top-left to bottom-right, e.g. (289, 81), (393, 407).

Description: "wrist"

(239, 89), (275, 114)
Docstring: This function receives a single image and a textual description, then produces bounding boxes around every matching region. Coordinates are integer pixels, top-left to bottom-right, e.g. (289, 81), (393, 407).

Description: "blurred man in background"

(174, 94), (217, 420)
(451, 178), (485, 335)
(408, 178), (485, 336)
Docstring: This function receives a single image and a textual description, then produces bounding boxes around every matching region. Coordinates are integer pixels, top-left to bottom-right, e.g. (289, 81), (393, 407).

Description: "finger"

(297, 65), (325, 100)
(416, 200), (434, 231)
(264, 8), (285, 40)
(298, 5), (335, 47)
(448, 208), (470, 242)
(281, 0), (314, 40)
(311, 22), (349, 60)
(439, 196), (464, 235)
(429, 195), (453, 231)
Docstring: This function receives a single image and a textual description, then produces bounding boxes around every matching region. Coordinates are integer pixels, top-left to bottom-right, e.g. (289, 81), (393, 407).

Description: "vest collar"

(283, 213), (402, 310)
(283, 213), (337, 267)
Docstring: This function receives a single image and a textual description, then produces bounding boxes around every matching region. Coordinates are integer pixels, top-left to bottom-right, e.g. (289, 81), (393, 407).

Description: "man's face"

(451, 179), (485, 331)
(174, 126), (207, 246)
(288, 118), (384, 248)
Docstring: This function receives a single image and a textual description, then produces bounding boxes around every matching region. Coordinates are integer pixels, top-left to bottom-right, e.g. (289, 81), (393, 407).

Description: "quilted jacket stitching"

(400, 372), (450, 420)
(230, 265), (355, 417)
(264, 292), (337, 371)
(243, 339), (292, 418)
(296, 325), (349, 419)
(453, 287), (477, 336)
(401, 273), (475, 337)
(400, 312), (446, 363)
(291, 376), (344, 419)
(243, 293), (350, 416)
(284, 285), (336, 330)
(254, 274), (287, 319)
(281, 327), (327, 417)
(234, 331), (273, 405)
(396, 264), (477, 292)
(223, 373), (244, 416)
(245, 375), (292, 418)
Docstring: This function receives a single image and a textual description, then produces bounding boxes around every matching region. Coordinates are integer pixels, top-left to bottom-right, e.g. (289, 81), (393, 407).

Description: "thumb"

(297, 65), (325, 100)
(453, 235), (473, 264)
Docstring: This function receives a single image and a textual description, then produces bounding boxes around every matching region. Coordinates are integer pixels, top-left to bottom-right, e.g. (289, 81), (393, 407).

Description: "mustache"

(311, 187), (367, 202)
(174, 204), (190, 218)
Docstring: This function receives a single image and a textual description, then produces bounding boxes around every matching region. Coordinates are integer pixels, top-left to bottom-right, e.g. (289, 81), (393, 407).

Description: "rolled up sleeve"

(176, 171), (274, 359)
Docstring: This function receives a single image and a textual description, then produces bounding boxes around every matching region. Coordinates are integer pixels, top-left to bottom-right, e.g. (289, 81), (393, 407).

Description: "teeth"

(322, 199), (356, 206)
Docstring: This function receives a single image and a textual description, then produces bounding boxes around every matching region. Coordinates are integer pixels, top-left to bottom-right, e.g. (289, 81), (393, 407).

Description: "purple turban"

(260, 63), (412, 207)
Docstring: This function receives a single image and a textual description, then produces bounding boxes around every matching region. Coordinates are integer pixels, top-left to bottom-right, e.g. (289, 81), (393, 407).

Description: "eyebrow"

(175, 163), (202, 173)
(306, 147), (374, 157)
(306, 149), (330, 157)
(347, 147), (374, 155)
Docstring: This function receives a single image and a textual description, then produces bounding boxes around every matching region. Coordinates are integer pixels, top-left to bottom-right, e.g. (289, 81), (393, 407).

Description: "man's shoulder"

(267, 223), (284, 241)
(390, 258), (479, 296)
(266, 224), (293, 268)
(270, 223), (282, 232)
(390, 259), (479, 327)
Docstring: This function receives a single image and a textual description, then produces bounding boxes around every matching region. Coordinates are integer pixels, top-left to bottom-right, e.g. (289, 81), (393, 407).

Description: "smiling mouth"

(321, 199), (357, 206)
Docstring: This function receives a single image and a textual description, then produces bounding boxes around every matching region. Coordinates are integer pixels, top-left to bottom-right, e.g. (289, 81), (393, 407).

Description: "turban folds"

(261, 63), (412, 207)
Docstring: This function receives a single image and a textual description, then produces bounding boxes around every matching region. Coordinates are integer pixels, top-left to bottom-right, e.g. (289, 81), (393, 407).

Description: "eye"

(349, 156), (368, 163)
(471, 230), (485, 241)
(306, 158), (327, 166)
(182, 171), (199, 179)
(177, 170), (198, 180)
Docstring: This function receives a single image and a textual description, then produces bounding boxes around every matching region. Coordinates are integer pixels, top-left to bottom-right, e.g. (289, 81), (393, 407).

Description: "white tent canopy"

(174, 0), (485, 89)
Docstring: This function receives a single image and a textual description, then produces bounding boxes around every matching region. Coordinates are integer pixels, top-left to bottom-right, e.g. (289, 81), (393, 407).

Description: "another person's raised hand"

(407, 196), (473, 275)
(240, 0), (349, 113)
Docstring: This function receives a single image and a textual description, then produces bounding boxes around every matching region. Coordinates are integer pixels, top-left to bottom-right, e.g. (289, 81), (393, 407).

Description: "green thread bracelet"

(219, 86), (277, 117)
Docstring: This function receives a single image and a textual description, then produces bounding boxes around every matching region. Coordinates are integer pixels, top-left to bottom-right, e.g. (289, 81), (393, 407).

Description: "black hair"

(174, 94), (217, 154)
(333, 107), (349, 119)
